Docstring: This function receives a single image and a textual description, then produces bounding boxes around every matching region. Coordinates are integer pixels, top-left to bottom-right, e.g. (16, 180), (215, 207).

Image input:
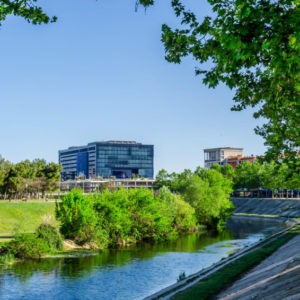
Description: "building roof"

(204, 147), (243, 151)
(89, 140), (142, 145)
(59, 140), (152, 153)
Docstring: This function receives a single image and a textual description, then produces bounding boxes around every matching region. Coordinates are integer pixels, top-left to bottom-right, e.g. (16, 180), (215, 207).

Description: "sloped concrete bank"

(144, 199), (300, 300)
(217, 233), (300, 300)
(144, 222), (298, 300)
(232, 198), (300, 218)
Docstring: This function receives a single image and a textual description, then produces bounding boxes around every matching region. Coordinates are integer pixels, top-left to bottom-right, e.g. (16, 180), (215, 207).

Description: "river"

(0, 216), (286, 300)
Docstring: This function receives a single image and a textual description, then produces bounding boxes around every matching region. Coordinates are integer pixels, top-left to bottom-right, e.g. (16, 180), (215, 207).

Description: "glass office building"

(59, 141), (154, 180)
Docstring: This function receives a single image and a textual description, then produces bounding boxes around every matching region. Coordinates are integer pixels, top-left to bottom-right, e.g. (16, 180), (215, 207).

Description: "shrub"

(56, 189), (99, 244)
(36, 223), (63, 251)
(57, 188), (199, 248)
(4, 234), (50, 259)
(0, 252), (14, 264)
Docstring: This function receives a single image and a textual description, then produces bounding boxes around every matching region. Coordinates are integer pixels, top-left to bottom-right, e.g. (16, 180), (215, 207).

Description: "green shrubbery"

(0, 252), (14, 264)
(3, 234), (50, 259)
(155, 167), (234, 229)
(0, 223), (63, 261)
(56, 170), (234, 249)
(0, 167), (234, 261)
(56, 187), (198, 248)
(36, 223), (63, 251)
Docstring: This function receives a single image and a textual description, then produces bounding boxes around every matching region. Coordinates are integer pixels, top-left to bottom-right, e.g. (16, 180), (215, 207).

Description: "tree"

(234, 161), (265, 189)
(0, 155), (11, 191)
(183, 170), (233, 228)
(154, 169), (171, 190)
(139, 0), (300, 170)
(42, 162), (62, 194)
(0, 156), (61, 198)
(0, 0), (56, 25)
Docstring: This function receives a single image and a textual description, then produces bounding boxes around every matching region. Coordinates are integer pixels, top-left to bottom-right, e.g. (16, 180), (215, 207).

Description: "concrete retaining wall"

(232, 198), (300, 218)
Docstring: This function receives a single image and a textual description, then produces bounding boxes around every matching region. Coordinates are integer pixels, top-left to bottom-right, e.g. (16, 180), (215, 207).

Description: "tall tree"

(183, 170), (233, 228)
(43, 162), (62, 193)
(139, 0), (300, 170)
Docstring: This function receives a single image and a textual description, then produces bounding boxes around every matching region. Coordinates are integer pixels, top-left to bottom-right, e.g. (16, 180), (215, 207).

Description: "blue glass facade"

(59, 141), (154, 180)
(76, 152), (88, 177)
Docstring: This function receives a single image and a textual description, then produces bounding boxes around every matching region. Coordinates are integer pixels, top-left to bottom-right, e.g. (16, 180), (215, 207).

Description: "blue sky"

(0, 0), (266, 174)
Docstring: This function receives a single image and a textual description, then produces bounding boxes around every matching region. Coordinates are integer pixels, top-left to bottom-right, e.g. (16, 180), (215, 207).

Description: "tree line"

(0, 155), (61, 199)
(155, 161), (300, 198)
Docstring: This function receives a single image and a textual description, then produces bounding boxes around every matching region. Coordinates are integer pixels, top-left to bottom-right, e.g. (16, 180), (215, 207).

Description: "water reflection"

(0, 216), (286, 300)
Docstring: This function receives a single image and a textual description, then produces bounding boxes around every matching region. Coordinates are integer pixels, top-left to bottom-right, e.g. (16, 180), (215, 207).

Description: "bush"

(56, 188), (199, 248)
(0, 224), (63, 261)
(4, 234), (50, 259)
(36, 223), (63, 251)
(56, 189), (99, 244)
(0, 252), (14, 264)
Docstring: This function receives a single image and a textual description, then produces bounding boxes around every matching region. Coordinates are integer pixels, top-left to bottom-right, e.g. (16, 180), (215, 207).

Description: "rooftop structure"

(204, 147), (258, 168)
(204, 147), (243, 168)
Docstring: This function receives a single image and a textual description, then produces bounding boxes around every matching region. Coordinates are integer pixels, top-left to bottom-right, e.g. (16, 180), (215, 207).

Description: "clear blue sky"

(0, 0), (266, 174)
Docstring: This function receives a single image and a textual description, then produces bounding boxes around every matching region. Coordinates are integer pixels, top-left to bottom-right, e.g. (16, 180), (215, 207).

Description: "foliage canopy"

(0, 0), (56, 25)
(155, 167), (234, 228)
(0, 155), (62, 199)
(141, 0), (300, 169)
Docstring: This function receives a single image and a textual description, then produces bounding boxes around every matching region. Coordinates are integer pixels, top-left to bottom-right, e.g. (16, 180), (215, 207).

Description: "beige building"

(204, 147), (243, 168)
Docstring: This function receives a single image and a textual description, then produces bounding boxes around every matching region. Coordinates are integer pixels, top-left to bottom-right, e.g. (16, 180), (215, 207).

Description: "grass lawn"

(0, 201), (56, 239)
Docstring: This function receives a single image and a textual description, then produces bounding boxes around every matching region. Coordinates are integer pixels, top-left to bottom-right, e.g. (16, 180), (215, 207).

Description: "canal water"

(0, 216), (286, 300)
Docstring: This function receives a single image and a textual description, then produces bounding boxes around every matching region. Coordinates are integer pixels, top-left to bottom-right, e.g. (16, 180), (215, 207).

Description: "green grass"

(0, 201), (56, 238)
(171, 227), (299, 300)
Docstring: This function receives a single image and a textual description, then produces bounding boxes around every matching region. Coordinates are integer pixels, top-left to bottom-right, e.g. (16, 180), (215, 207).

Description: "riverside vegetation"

(54, 166), (234, 248)
(1, 160), (299, 263)
(0, 167), (234, 262)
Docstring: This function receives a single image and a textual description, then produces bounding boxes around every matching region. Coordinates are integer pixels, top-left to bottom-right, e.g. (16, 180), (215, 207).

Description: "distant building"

(204, 147), (244, 168)
(59, 141), (154, 180)
(204, 147), (257, 168)
(226, 155), (257, 168)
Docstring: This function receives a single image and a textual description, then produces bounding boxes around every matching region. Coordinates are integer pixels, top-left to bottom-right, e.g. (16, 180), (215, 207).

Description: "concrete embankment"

(232, 198), (300, 218)
(216, 233), (300, 300)
(145, 198), (300, 300)
(145, 223), (296, 300)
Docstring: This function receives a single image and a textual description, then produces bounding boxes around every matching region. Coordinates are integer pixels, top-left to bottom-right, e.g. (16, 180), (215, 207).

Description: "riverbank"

(0, 216), (288, 299)
(216, 232), (300, 299)
(145, 221), (300, 299)
(231, 197), (300, 218)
